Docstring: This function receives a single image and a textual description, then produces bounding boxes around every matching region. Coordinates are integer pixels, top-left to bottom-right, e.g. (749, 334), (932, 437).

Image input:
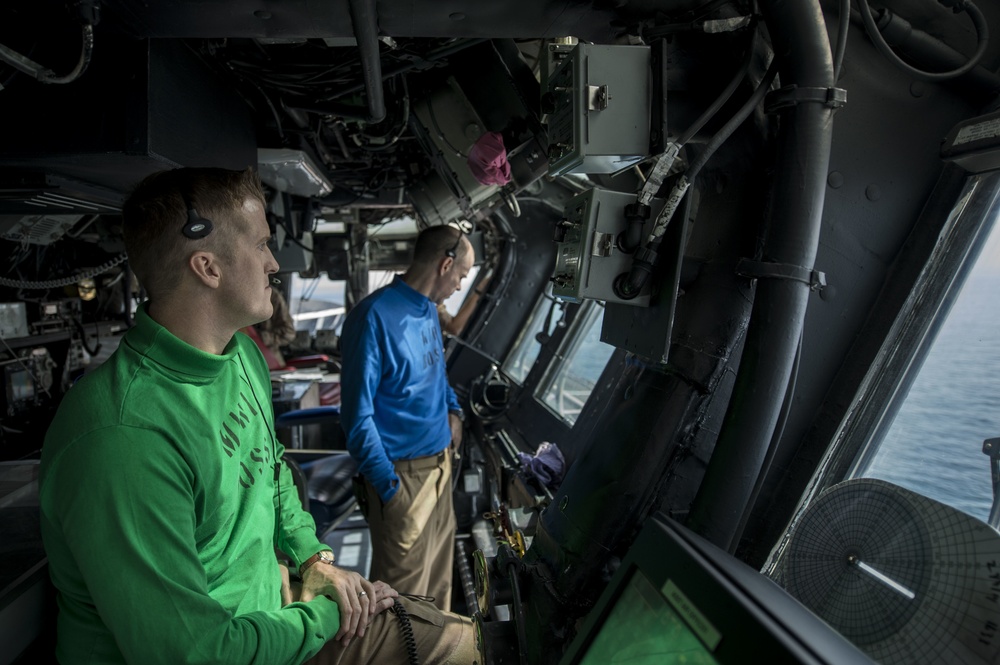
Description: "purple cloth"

(516, 441), (566, 490)
(466, 131), (512, 186)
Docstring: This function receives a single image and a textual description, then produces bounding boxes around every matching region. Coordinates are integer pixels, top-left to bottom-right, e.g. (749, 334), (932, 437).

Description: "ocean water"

(865, 271), (1000, 523)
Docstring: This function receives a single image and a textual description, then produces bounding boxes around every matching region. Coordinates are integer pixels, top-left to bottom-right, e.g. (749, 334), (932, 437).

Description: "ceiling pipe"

(347, 0), (386, 124)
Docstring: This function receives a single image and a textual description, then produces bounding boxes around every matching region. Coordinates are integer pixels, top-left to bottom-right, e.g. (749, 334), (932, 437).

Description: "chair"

(300, 453), (359, 538)
(277, 407), (357, 537)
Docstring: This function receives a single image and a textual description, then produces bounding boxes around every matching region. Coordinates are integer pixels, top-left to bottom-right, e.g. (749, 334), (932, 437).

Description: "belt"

(393, 450), (448, 472)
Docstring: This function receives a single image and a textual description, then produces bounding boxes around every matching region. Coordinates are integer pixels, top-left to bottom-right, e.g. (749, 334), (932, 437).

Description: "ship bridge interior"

(3, 1), (1000, 663)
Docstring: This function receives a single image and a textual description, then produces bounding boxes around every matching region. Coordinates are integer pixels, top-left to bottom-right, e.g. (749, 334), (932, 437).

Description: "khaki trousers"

(303, 596), (475, 665)
(280, 569), (475, 665)
(363, 450), (456, 611)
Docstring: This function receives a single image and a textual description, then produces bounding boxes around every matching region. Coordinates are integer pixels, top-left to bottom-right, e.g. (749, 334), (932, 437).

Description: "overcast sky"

(972, 214), (1000, 277)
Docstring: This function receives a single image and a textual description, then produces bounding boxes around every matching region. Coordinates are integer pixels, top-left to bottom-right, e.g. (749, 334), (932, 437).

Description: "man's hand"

(278, 563), (294, 607)
(448, 411), (464, 449)
(300, 564), (375, 647)
(369, 580), (399, 617)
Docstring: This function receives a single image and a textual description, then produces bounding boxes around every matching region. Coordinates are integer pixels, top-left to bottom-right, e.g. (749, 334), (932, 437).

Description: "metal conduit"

(685, 0), (839, 553)
(347, 0), (386, 124)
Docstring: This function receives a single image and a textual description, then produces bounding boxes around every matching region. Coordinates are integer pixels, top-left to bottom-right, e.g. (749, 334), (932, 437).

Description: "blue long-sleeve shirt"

(339, 276), (460, 502)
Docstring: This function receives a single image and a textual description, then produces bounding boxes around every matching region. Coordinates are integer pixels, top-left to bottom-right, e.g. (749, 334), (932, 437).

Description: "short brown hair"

(122, 167), (265, 301)
(411, 225), (469, 265)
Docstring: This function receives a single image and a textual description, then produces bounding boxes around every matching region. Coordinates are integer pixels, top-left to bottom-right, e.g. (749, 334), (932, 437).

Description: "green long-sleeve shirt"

(39, 304), (339, 664)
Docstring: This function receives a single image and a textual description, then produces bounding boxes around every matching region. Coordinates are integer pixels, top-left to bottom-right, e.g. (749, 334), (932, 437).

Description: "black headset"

(444, 229), (463, 258)
(181, 193), (214, 239)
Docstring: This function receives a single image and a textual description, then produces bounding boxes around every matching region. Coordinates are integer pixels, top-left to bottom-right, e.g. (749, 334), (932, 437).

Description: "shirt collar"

(125, 302), (241, 378)
(391, 274), (433, 306)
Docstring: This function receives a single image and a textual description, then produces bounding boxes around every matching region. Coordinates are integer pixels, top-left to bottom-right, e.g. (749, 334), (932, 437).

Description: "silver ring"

(358, 591), (367, 598)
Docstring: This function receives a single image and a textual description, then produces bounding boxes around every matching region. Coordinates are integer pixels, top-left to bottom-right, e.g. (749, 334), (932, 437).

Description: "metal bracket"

(587, 84), (609, 110)
(764, 85), (847, 113)
(591, 231), (614, 257)
(736, 258), (827, 292)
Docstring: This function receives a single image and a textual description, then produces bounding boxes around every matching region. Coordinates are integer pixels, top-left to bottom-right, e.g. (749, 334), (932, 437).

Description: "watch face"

(319, 551), (334, 563)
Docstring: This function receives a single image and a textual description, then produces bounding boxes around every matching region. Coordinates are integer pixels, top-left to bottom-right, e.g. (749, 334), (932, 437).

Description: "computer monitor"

(5, 365), (36, 404)
(559, 513), (874, 665)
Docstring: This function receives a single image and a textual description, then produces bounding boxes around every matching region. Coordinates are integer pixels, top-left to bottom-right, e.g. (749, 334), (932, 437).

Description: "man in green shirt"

(39, 167), (474, 665)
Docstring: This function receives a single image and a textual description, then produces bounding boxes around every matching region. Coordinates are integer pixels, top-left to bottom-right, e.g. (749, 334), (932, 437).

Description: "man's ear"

(188, 251), (222, 289)
(437, 256), (454, 276)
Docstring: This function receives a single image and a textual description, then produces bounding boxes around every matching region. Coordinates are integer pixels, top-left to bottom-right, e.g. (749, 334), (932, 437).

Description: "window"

(537, 300), (616, 424)
(859, 196), (1000, 523)
(440, 265), (481, 317)
(503, 288), (563, 384)
(289, 275), (346, 336)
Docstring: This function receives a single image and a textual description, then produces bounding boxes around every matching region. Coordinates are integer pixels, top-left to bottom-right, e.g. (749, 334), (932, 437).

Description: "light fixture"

(257, 148), (333, 198)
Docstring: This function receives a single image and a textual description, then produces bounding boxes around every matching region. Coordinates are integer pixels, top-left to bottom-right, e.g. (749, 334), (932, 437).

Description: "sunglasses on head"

(444, 220), (473, 258)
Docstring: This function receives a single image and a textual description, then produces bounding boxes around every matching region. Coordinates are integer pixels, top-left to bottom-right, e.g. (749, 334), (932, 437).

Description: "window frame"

(534, 299), (616, 425)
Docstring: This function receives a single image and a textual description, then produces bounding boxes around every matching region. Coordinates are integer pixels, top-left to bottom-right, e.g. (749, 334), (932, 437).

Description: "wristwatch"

(449, 409), (466, 423)
(299, 550), (335, 576)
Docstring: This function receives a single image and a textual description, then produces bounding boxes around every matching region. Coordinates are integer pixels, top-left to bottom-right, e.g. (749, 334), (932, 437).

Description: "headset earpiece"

(182, 207), (214, 239)
(444, 229), (462, 258)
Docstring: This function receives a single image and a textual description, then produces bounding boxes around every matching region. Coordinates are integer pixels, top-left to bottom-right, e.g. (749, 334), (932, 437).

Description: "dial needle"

(848, 555), (916, 600)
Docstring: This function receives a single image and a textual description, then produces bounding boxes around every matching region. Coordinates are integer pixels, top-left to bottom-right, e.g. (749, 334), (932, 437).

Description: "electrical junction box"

(547, 44), (651, 176)
(551, 188), (664, 307)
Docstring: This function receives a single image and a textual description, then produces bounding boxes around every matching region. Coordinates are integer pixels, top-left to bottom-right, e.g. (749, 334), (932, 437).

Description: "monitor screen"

(560, 513), (874, 665)
(6, 366), (35, 402)
(579, 567), (719, 665)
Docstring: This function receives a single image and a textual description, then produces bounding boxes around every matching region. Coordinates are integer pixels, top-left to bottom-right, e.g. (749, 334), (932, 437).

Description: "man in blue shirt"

(340, 225), (474, 611)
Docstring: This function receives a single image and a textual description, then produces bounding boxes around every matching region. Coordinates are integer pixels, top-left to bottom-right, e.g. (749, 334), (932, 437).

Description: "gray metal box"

(547, 44), (651, 176)
(551, 188), (663, 306)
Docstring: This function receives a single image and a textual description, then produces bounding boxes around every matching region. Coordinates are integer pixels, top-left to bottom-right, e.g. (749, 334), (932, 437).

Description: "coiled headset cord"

(391, 593), (435, 665)
(391, 598), (419, 665)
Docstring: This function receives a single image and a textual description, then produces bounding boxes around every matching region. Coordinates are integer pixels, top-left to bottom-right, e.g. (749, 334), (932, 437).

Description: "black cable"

(687, 57), (779, 180)
(617, 58), (779, 299)
(391, 599), (420, 665)
(857, 0), (989, 81)
(833, 0), (851, 81)
(272, 216), (346, 259)
(676, 23), (758, 147)
(70, 317), (101, 357)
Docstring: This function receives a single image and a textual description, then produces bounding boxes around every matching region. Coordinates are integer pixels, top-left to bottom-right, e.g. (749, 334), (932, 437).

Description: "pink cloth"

(466, 131), (512, 186)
